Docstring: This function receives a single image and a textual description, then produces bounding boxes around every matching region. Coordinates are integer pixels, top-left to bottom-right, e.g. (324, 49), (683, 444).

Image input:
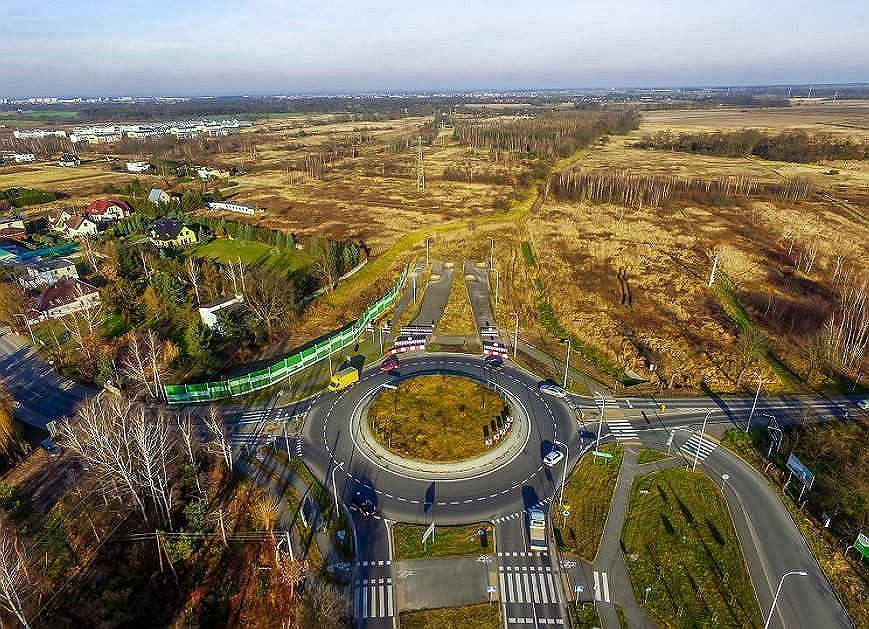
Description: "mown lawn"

(400, 603), (500, 629)
(367, 375), (511, 462)
(622, 468), (761, 628)
(193, 238), (311, 272)
(553, 443), (624, 560)
(392, 523), (493, 560)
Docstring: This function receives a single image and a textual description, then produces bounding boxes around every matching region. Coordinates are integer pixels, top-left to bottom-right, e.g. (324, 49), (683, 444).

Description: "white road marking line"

(602, 571), (610, 603)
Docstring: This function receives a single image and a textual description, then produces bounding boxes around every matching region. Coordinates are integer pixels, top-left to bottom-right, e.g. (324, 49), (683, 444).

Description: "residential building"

(0, 215), (27, 239)
(198, 295), (244, 330)
(126, 161), (152, 173)
(85, 199), (131, 223)
(13, 129), (67, 139)
(207, 201), (260, 215)
(148, 188), (173, 205)
(147, 217), (198, 248)
(0, 217), (26, 232)
(63, 215), (99, 238)
(5, 257), (79, 290)
(30, 277), (100, 321)
(13, 153), (36, 163)
(58, 154), (80, 167)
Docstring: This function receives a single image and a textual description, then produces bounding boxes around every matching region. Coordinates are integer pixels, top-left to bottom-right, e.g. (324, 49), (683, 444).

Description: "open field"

(193, 238), (312, 272)
(437, 264), (477, 335)
(622, 468), (761, 628)
(392, 522), (493, 560)
(400, 602), (500, 629)
(553, 443), (624, 561)
(366, 375), (511, 462)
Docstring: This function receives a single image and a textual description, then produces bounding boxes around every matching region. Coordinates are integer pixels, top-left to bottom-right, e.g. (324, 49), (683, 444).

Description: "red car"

(380, 356), (399, 372)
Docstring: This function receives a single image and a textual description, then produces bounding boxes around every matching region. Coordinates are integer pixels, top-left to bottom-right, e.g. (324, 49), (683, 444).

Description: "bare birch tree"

(204, 405), (233, 473)
(0, 520), (37, 629)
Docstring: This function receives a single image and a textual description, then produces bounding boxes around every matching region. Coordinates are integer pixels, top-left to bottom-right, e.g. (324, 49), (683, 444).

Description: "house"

(147, 217), (198, 248)
(63, 214), (99, 238)
(0, 216), (26, 239)
(7, 257), (79, 290)
(126, 161), (151, 173)
(13, 153), (36, 163)
(30, 277), (100, 321)
(198, 295), (244, 330)
(57, 154), (80, 167)
(147, 188), (173, 205)
(85, 199), (131, 223)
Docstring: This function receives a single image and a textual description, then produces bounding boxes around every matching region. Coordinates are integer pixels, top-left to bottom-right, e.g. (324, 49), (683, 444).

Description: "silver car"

(539, 383), (568, 398)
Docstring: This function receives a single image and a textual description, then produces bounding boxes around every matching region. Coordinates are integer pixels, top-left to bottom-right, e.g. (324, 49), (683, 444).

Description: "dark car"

(351, 484), (377, 517)
(484, 355), (504, 369)
(40, 438), (62, 457)
(380, 355), (400, 372)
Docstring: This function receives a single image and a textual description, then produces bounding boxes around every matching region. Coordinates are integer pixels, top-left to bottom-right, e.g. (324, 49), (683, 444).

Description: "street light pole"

(14, 313), (36, 346)
(692, 409), (713, 472)
(493, 268), (499, 307)
(763, 570), (808, 629)
(746, 372), (763, 433)
(561, 338), (571, 389)
(511, 312), (519, 358)
(594, 392), (605, 449)
(488, 237), (495, 271)
(425, 235), (433, 267)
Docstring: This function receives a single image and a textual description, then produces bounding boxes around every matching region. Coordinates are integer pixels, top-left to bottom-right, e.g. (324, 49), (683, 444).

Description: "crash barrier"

(400, 325), (435, 336)
(164, 266), (409, 403)
(482, 341), (509, 358)
(389, 341), (426, 355)
(480, 326), (500, 338)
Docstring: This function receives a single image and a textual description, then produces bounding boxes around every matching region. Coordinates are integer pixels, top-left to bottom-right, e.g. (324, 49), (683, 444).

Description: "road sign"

(786, 454), (815, 489)
(575, 584), (584, 593)
(562, 509), (571, 517)
(592, 451), (614, 459)
(487, 585), (497, 593)
(855, 533), (869, 560)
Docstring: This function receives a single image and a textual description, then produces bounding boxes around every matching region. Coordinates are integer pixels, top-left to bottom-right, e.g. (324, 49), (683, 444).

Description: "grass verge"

(400, 602), (500, 629)
(367, 375), (511, 462)
(392, 523), (493, 560)
(574, 602), (602, 628)
(622, 468), (761, 628)
(553, 443), (624, 561)
(437, 265), (478, 335)
(637, 449), (671, 465)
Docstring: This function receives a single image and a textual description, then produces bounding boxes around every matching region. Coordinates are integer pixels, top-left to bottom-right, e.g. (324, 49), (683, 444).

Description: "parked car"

(539, 382), (568, 398)
(543, 448), (565, 467)
(484, 355), (504, 369)
(857, 399), (869, 410)
(40, 438), (61, 457)
(380, 355), (399, 372)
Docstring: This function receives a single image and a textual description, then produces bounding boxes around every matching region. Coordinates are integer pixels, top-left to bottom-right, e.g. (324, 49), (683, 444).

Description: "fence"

(164, 266), (409, 404)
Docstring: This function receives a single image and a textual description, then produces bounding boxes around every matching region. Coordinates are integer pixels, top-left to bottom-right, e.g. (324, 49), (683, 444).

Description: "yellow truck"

(328, 366), (360, 392)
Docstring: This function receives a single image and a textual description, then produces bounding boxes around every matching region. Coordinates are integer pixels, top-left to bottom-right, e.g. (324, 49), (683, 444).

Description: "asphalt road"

(0, 330), (92, 429)
(411, 260), (454, 328)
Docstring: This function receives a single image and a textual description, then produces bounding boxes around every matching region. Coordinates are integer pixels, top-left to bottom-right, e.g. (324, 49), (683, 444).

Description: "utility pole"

(511, 312), (519, 358)
(746, 372), (763, 433)
(488, 238), (495, 271)
(561, 337), (572, 389)
(425, 235), (433, 267)
(417, 136), (425, 192)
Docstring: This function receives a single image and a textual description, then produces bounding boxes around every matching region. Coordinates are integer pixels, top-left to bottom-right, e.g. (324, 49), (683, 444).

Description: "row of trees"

(453, 109), (640, 159)
(635, 129), (869, 163)
(549, 170), (815, 208)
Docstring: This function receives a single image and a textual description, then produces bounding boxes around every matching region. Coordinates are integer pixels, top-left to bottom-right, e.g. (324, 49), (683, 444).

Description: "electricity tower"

(417, 135), (425, 192)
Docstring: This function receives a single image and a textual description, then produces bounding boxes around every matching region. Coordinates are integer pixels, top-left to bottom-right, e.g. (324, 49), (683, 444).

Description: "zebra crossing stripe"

(593, 570), (611, 603)
(607, 420), (639, 441)
(680, 434), (717, 461)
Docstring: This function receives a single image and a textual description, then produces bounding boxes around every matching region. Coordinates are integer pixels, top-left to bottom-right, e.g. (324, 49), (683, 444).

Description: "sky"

(1, 0), (867, 97)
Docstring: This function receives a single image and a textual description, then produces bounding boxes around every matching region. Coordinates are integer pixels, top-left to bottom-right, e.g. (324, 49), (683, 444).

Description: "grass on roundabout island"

(622, 468), (761, 628)
(636, 448), (672, 465)
(392, 523), (494, 560)
(400, 602), (500, 629)
(367, 374), (512, 462)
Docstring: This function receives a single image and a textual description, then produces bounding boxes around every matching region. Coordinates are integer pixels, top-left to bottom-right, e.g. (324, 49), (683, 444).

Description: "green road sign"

(592, 451), (613, 459)
(855, 533), (869, 560)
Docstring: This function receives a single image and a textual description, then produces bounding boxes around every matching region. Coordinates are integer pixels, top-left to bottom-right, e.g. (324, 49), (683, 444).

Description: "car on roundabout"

(350, 484), (377, 517)
(380, 355), (399, 372)
(857, 399), (869, 410)
(484, 355), (504, 369)
(538, 382), (568, 398)
(543, 448), (565, 467)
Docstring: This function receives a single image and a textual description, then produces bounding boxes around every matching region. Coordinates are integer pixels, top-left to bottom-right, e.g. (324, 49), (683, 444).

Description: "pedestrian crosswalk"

(498, 565), (562, 604)
(507, 618), (564, 625)
(592, 570), (610, 602)
(353, 577), (393, 619)
(607, 419), (639, 442)
(679, 433), (717, 462)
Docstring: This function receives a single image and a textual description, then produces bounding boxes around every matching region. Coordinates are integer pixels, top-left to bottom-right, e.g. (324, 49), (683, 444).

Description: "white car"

(543, 449), (565, 467)
(539, 383), (568, 398)
(857, 399), (869, 411)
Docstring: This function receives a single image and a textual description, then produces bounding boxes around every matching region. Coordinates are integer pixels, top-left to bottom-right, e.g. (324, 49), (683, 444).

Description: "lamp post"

(511, 312), (519, 358)
(330, 461), (345, 516)
(488, 237), (495, 271)
(594, 391), (605, 449)
(746, 371), (763, 433)
(552, 438), (570, 510)
(691, 409), (713, 472)
(561, 337), (571, 389)
(492, 268), (499, 307)
(763, 570), (808, 629)
(425, 235), (433, 267)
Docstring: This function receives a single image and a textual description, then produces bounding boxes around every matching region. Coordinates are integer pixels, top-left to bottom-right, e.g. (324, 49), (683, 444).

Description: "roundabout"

(304, 353), (578, 525)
